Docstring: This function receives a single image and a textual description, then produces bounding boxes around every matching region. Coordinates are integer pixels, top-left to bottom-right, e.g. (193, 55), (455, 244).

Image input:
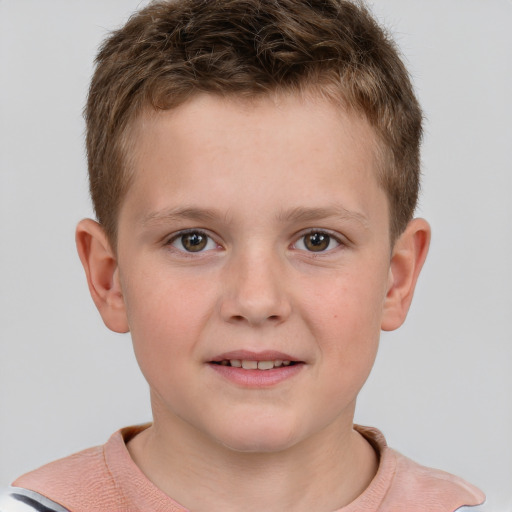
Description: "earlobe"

(75, 219), (129, 333)
(381, 218), (431, 331)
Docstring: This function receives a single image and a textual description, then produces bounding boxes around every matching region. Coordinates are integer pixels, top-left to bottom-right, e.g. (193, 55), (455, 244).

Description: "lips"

(208, 350), (305, 386)
(212, 359), (296, 370)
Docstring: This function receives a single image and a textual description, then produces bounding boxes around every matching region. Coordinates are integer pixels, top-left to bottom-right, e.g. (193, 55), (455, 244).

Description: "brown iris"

(181, 232), (208, 252)
(304, 232), (331, 252)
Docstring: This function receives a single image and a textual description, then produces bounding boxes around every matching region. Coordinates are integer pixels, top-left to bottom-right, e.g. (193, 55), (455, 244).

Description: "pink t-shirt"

(12, 424), (485, 512)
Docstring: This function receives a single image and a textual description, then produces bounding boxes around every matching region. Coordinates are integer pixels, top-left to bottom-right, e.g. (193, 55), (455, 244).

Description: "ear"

(381, 218), (431, 331)
(75, 219), (129, 333)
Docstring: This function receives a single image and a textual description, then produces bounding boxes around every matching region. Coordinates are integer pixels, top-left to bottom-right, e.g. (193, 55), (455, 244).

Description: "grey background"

(1, 1), (511, 509)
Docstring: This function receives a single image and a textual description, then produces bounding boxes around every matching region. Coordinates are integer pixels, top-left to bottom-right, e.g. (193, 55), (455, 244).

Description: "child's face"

(115, 93), (394, 452)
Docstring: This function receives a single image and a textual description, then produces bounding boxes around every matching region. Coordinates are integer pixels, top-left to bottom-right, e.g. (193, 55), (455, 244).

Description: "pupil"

(182, 233), (207, 252)
(306, 233), (329, 251)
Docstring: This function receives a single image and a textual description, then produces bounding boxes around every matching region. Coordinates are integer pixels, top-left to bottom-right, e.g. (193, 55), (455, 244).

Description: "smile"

(208, 353), (304, 387)
(211, 359), (298, 370)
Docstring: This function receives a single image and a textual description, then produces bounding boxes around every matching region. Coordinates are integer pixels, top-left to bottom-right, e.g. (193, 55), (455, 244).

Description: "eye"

(169, 230), (218, 253)
(294, 231), (341, 252)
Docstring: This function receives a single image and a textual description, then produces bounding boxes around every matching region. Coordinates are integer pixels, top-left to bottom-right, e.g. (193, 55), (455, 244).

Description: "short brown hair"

(85, 0), (422, 245)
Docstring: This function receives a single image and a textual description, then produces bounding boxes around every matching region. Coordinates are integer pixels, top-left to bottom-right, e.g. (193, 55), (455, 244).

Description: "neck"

(128, 407), (378, 512)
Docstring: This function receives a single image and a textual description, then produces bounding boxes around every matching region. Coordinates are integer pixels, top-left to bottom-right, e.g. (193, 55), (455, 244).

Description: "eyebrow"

(140, 207), (223, 226)
(275, 205), (369, 227)
(140, 204), (369, 228)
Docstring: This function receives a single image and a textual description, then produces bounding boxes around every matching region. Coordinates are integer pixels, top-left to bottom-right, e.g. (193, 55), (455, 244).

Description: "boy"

(1, 0), (486, 510)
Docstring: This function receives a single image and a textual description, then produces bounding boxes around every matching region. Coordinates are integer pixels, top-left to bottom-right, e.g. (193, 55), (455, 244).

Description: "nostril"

(229, 313), (282, 324)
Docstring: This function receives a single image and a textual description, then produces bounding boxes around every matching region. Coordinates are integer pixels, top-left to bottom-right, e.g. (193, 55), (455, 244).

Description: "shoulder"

(354, 426), (485, 512)
(9, 442), (122, 511)
(384, 447), (486, 511)
(0, 487), (70, 512)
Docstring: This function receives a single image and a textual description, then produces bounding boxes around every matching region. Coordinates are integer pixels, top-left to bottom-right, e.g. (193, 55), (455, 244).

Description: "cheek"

(300, 268), (386, 379)
(120, 268), (217, 379)
(123, 262), (214, 331)
(302, 266), (386, 337)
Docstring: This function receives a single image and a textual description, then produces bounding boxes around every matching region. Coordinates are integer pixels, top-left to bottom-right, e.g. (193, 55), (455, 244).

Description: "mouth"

(208, 352), (305, 386)
(210, 359), (301, 370)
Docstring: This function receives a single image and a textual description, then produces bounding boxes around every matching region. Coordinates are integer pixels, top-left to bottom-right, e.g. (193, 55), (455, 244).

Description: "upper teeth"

(225, 359), (291, 370)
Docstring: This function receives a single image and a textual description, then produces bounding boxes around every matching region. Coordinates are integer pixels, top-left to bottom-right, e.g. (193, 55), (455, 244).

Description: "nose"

(220, 247), (292, 326)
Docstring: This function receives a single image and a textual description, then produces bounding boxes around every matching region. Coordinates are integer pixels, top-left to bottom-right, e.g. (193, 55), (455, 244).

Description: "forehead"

(121, 92), (387, 229)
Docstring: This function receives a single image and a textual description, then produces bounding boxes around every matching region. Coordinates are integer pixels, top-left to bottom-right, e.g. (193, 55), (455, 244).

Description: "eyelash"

(165, 229), (344, 255)
(166, 229), (220, 254)
(292, 230), (343, 254)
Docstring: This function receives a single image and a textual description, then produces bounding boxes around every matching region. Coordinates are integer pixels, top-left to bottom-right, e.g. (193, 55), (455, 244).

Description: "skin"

(76, 92), (430, 511)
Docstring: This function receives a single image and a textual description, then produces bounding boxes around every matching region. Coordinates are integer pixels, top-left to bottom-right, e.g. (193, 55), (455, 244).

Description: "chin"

(213, 419), (302, 454)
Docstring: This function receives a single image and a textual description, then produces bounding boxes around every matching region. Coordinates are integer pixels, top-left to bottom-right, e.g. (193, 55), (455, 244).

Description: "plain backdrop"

(1, 0), (511, 510)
